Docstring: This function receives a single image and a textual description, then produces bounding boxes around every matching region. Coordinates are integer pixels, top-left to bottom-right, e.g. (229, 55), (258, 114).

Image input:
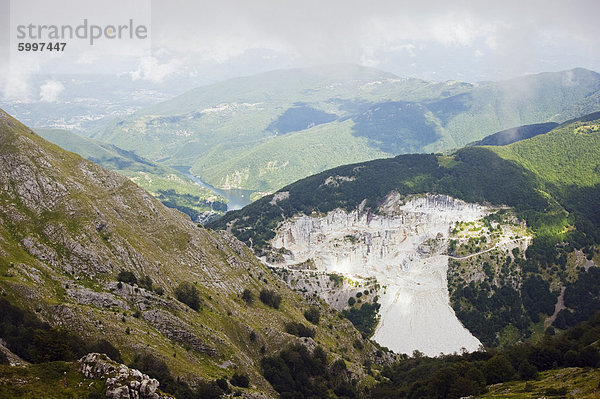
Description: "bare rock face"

(67, 286), (130, 310)
(78, 353), (172, 399)
(271, 194), (489, 356)
(142, 309), (218, 356)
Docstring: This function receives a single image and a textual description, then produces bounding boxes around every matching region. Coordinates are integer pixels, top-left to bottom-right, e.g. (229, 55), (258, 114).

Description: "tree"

(483, 354), (515, 384)
(260, 289), (281, 309)
(304, 306), (321, 324)
(175, 282), (201, 310)
(518, 360), (539, 380)
(117, 270), (137, 285)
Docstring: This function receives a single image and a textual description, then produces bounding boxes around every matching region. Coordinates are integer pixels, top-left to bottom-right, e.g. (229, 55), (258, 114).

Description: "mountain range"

(1, 65), (599, 398)
(95, 65), (600, 195)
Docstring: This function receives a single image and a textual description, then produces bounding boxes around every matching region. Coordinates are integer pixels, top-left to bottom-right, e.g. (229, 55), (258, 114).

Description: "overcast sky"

(2, 0), (600, 101)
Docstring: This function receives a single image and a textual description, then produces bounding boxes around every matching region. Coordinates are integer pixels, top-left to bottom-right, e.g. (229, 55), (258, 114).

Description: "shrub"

(518, 360), (538, 380)
(241, 289), (254, 304)
(130, 353), (190, 397)
(578, 346), (600, 367)
(348, 297), (356, 306)
(175, 282), (201, 310)
(341, 302), (380, 337)
(483, 354), (515, 384)
(249, 330), (258, 342)
(260, 289), (281, 309)
(304, 306), (321, 324)
(285, 322), (316, 338)
(261, 344), (353, 398)
(138, 275), (153, 291)
(195, 380), (225, 399)
(215, 378), (229, 392)
(230, 372), (250, 388)
(117, 270), (137, 285)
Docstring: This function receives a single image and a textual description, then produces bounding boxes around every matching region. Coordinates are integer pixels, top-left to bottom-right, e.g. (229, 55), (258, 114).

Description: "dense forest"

(259, 311), (600, 398)
(367, 311), (600, 398)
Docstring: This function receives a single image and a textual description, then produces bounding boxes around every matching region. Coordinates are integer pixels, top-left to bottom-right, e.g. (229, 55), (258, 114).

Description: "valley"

(178, 168), (253, 210)
(96, 66), (600, 194)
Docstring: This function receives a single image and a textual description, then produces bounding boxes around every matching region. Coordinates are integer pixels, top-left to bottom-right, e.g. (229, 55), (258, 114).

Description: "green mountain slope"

(468, 122), (558, 147)
(96, 66), (600, 194)
(35, 128), (227, 222)
(209, 112), (600, 348)
(0, 109), (383, 397)
(491, 112), (600, 187)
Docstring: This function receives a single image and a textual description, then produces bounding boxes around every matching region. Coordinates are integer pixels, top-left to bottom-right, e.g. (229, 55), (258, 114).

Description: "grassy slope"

(482, 367), (600, 398)
(0, 109), (379, 395)
(0, 362), (106, 398)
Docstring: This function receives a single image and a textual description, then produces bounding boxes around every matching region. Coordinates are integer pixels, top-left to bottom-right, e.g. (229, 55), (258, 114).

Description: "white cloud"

(1, 60), (41, 102)
(39, 80), (65, 102)
(3, 0), (600, 89)
(146, 0), (600, 79)
(130, 56), (182, 82)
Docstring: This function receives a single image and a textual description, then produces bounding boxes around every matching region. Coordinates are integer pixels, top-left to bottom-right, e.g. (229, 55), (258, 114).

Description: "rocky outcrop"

(142, 309), (217, 356)
(78, 353), (173, 399)
(67, 286), (129, 310)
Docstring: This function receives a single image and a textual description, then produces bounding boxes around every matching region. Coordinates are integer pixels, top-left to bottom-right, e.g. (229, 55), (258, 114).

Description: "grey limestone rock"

(78, 353), (171, 399)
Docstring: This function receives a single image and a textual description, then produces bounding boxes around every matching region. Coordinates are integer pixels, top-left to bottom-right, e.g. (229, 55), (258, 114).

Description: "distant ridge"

(468, 122), (558, 146)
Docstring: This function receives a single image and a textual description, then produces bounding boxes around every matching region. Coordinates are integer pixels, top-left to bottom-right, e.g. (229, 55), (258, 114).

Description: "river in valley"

(175, 167), (253, 211)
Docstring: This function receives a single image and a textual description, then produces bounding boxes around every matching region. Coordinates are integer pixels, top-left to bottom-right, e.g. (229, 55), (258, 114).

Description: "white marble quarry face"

(271, 194), (490, 356)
